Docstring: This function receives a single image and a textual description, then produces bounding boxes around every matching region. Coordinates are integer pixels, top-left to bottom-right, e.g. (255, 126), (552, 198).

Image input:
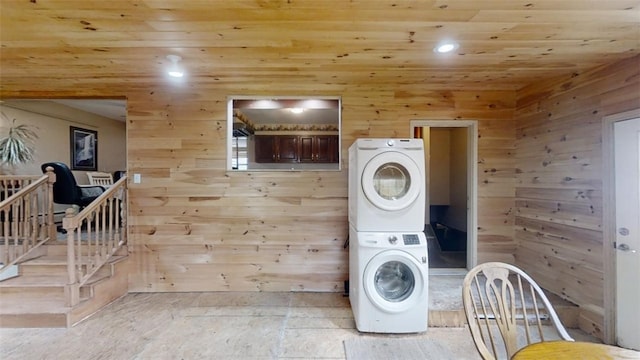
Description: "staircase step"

(18, 254), (123, 276)
(17, 256), (71, 276)
(0, 274), (67, 286)
(1, 312), (70, 328)
(0, 251), (129, 328)
(0, 296), (69, 314)
(0, 275), (67, 301)
(429, 309), (467, 327)
(40, 243), (69, 256)
(41, 242), (128, 257)
(0, 292), (71, 327)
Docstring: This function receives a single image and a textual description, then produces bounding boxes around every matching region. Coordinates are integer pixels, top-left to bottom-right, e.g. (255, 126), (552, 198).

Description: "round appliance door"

(363, 249), (425, 314)
(361, 151), (422, 211)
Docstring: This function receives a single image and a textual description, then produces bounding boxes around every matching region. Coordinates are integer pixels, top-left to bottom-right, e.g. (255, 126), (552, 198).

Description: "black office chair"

(41, 162), (105, 231)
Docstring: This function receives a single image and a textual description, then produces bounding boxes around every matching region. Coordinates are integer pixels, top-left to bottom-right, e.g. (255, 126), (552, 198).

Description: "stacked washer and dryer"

(348, 138), (429, 333)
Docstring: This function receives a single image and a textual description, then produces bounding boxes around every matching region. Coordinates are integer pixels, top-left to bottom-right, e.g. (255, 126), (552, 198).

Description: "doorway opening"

(410, 120), (477, 272)
(0, 99), (127, 225)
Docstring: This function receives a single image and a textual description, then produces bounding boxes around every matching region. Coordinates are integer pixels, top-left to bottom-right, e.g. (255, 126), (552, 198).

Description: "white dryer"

(349, 138), (425, 232)
(349, 225), (429, 333)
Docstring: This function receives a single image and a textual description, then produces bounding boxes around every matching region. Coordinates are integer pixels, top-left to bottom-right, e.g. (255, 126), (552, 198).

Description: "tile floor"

(0, 279), (599, 360)
(0, 291), (480, 360)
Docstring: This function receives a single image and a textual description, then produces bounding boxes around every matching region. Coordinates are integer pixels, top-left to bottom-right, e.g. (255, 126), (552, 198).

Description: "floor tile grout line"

(273, 293), (293, 359)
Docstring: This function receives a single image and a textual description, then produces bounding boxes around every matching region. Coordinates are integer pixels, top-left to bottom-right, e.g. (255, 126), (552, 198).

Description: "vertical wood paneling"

(514, 54), (640, 339)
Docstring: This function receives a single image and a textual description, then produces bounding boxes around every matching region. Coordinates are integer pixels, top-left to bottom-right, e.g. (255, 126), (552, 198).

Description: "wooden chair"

(462, 262), (574, 360)
(87, 171), (114, 187)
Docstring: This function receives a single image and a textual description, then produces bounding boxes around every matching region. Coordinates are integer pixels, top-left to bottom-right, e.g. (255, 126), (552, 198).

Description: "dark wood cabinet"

(299, 136), (315, 163)
(255, 135), (277, 162)
(255, 135), (299, 163)
(299, 135), (338, 163)
(255, 135), (338, 164)
(277, 135), (299, 163)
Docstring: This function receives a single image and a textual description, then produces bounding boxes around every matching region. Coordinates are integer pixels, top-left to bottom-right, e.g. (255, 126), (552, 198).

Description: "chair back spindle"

(462, 262), (574, 360)
(87, 172), (114, 187)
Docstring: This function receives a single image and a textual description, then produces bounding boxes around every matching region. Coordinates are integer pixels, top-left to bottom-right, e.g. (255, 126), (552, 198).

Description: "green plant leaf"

(0, 113), (39, 166)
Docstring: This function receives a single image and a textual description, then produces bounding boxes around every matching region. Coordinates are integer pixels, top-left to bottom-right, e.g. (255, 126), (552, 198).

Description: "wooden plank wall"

(123, 86), (516, 293)
(514, 54), (640, 339)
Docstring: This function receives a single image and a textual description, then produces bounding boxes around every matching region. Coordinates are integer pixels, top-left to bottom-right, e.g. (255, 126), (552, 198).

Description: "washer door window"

(375, 261), (414, 302)
(363, 250), (425, 313)
(362, 152), (422, 211)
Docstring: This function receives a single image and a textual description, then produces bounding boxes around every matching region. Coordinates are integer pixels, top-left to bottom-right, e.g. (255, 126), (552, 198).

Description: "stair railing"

(0, 169), (56, 272)
(62, 175), (127, 306)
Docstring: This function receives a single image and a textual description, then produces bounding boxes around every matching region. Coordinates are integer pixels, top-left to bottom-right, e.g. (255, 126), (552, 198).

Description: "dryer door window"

(373, 163), (411, 201)
(362, 151), (422, 211)
(363, 250), (425, 313)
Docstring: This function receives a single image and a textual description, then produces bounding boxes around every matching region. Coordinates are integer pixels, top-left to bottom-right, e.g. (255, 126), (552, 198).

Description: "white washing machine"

(349, 225), (429, 333)
(348, 138), (425, 232)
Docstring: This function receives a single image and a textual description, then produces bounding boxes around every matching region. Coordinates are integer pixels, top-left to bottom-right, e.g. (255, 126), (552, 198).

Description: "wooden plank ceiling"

(1, 0), (639, 92)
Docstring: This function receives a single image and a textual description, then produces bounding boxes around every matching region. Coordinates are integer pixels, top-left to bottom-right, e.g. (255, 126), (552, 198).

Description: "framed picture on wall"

(70, 126), (98, 171)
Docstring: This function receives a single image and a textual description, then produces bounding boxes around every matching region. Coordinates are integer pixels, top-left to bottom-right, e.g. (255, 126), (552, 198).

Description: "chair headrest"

(41, 162), (81, 204)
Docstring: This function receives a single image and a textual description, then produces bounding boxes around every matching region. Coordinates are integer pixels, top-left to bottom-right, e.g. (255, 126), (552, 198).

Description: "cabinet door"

(255, 136), (276, 163)
(299, 136), (315, 162)
(277, 135), (299, 163)
(330, 135), (340, 163)
(314, 135), (333, 162)
(299, 135), (339, 163)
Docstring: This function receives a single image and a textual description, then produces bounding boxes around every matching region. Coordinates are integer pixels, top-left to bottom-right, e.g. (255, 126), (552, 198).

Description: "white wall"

(429, 128), (451, 205)
(0, 100), (126, 184)
(443, 127), (468, 231)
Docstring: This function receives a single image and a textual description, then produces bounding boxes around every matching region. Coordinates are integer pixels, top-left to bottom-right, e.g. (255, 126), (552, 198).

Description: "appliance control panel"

(402, 234), (421, 245)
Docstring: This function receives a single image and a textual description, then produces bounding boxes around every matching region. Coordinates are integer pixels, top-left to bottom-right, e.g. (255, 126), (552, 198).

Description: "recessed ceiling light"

(166, 54), (184, 78)
(434, 41), (459, 54)
(289, 108), (305, 114)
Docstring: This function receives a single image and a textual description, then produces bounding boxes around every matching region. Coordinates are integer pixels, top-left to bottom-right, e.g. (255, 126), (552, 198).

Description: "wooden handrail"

(62, 176), (126, 231)
(0, 169), (56, 271)
(0, 174), (52, 208)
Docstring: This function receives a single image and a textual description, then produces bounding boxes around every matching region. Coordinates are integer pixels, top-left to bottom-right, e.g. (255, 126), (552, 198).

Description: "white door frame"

(602, 108), (640, 344)
(410, 120), (478, 269)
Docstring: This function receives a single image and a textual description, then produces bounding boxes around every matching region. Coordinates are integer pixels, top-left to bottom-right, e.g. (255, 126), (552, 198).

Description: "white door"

(614, 117), (640, 350)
